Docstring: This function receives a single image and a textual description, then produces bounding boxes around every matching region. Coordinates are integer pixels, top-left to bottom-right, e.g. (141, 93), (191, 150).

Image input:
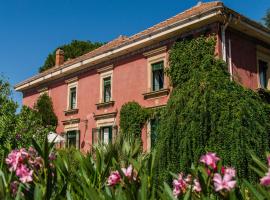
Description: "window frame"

(151, 61), (165, 91)
(103, 77), (112, 103)
(144, 47), (168, 93)
(257, 48), (270, 89)
(99, 70), (113, 103)
(66, 130), (80, 149)
(67, 81), (78, 110)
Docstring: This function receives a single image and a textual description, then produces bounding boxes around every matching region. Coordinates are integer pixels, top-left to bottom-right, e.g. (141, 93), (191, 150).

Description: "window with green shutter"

(101, 126), (112, 144)
(66, 130), (80, 149)
(103, 77), (111, 102)
(69, 87), (77, 109)
(150, 119), (159, 149)
(152, 61), (164, 91)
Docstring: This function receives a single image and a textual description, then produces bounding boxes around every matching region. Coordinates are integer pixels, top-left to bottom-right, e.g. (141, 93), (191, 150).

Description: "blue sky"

(0, 0), (270, 105)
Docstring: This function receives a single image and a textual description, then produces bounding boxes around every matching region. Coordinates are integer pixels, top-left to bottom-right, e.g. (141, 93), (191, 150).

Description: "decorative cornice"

(64, 109), (79, 116)
(37, 87), (48, 93)
(95, 101), (115, 109)
(65, 77), (78, 84)
(97, 65), (114, 73)
(62, 118), (80, 125)
(143, 46), (167, 57)
(94, 111), (117, 120)
(142, 88), (170, 100)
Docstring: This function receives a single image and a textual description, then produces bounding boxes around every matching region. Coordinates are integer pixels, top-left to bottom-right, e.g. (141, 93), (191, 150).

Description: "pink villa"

(15, 2), (270, 152)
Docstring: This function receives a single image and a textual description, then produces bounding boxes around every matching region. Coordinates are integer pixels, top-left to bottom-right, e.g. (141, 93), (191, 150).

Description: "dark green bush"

(120, 102), (150, 139)
(155, 36), (270, 183)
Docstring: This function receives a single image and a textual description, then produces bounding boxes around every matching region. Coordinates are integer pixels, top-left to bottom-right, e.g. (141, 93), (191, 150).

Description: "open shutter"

(92, 128), (100, 146)
(76, 130), (80, 149)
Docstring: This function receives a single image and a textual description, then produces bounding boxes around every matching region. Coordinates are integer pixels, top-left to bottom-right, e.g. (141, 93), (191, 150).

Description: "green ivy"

(120, 102), (150, 139)
(155, 36), (270, 184)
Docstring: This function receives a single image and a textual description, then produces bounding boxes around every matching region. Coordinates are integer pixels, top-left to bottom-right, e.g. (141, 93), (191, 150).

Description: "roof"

(15, 1), (270, 91)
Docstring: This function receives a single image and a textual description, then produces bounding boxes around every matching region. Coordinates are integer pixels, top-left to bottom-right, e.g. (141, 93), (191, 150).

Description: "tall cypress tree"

(34, 93), (58, 129)
(155, 37), (270, 183)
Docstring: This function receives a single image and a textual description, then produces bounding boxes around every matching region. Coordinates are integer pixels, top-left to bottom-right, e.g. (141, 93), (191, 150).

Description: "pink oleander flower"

(200, 152), (220, 169)
(16, 165), (33, 183)
(260, 170), (270, 186)
(6, 150), (20, 172)
(213, 173), (236, 192)
(121, 165), (133, 179)
(193, 179), (201, 192)
(107, 171), (121, 186)
(172, 173), (188, 198)
(224, 167), (236, 177)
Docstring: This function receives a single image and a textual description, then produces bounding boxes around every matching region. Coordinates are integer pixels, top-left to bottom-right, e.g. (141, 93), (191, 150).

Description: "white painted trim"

(15, 11), (220, 91)
(257, 47), (270, 89)
(147, 53), (167, 92)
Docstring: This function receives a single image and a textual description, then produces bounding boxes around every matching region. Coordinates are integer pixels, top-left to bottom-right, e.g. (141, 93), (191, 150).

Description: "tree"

(39, 40), (104, 72)
(263, 9), (270, 29)
(34, 93), (58, 128)
(155, 36), (270, 184)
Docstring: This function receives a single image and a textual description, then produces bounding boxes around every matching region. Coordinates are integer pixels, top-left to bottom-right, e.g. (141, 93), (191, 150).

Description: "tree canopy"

(39, 40), (104, 72)
(155, 36), (270, 184)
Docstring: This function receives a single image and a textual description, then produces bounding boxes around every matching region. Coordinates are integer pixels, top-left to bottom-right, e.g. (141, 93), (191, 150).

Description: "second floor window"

(69, 87), (77, 109)
(103, 77), (111, 102)
(152, 61), (164, 91)
(259, 60), (268, 89)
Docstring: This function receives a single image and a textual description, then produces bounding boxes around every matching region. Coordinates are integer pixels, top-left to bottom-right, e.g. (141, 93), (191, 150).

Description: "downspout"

(221, 14), (233, 80)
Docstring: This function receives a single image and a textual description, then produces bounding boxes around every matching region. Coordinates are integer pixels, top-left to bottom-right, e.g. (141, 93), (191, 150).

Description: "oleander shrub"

(155, 36), (270, 184)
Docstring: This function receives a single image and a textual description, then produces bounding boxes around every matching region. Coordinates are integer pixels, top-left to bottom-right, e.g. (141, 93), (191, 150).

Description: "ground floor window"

(92, 126), (117, 145)
(66, 130), (80, 149)
(150, 119), (159, 149)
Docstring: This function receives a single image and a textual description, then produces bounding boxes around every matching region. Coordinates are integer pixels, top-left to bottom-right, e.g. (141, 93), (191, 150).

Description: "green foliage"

(155, 36), (270, 184)
(263, 8), (270, 29)
(120, 101), (150, 139)
(39, 40), (104, 72)
(34, 93), (58, 128)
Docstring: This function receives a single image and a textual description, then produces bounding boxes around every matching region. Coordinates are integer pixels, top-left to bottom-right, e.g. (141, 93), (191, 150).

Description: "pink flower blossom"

(200, 152), (220, 169)
(121, 165), (133, 179)
(10, 181), (19, 197)
(5, 150), (20, 172)
(107, 171), (121, 186)
(224, 167), (236, 177)
(16, 165), (33, 183)
(193, 179), (201, 192)
(172, 173), (188, 198)
(260, 170), (270, 186)
(213, 173), (236, 192)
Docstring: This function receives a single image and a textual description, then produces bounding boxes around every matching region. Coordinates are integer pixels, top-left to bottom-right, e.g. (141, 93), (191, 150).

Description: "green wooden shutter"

(76, 130), (80, 149)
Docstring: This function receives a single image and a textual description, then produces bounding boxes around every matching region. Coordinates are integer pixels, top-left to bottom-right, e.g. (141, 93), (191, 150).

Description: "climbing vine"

(155, 36), (270, 184)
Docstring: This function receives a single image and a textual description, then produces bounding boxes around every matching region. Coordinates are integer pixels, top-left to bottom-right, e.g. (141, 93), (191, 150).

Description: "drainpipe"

(221, 14), (233, 80)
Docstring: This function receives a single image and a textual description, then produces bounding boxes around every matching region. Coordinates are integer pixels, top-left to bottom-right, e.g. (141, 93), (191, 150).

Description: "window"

(259, 60), (268, 89)
(150, 119), (159, 149)
(101, 126), (112, 144)
(103, 77), (111, 102)
(152, 61), (164, 91)
(92, 126), (115, 145)
(66, 130), (80, 149)
(69, 87), (77, 109)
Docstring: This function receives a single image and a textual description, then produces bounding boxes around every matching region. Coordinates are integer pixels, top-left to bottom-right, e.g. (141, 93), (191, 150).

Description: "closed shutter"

(112, 126), (118, 142)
